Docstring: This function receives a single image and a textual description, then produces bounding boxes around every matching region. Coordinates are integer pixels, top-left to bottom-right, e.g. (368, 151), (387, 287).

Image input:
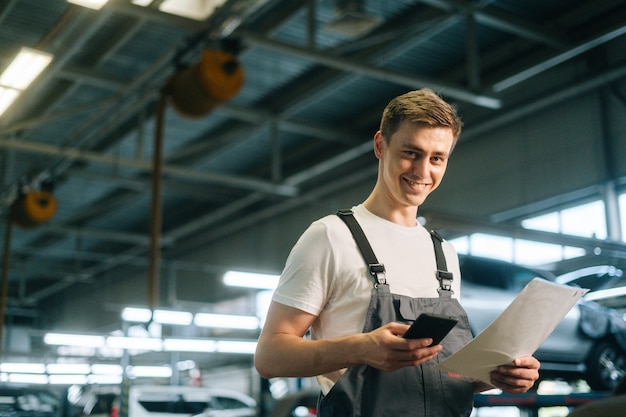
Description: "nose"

(412, 157), (430, 178)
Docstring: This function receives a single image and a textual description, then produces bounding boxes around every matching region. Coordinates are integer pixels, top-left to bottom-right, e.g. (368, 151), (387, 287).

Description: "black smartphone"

(402, 313), (458, 346)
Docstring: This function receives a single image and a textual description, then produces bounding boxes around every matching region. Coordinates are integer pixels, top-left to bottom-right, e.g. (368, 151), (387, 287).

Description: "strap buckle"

(369, 263), (386, 285)
(436, 270), (453, 292)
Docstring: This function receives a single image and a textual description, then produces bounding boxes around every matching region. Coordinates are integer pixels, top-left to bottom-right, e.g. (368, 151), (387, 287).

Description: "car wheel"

(585, 340), (626, 391)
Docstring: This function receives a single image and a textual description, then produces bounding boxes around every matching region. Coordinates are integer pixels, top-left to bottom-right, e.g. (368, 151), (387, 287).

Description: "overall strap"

(429, 230), (454, 295)
(336, 210), (386, 285)
(336, 209), (454, 294)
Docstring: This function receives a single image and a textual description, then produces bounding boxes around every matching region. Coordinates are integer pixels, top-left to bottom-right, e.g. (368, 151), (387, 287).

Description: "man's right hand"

(359, 322), (443, 372)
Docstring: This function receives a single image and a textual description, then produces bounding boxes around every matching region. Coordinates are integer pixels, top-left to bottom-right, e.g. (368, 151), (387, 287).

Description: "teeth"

(406, 178), (427, 188)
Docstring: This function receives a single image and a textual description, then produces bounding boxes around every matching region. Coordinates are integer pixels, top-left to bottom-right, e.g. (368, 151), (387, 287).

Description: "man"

(254, 89), (540, 416)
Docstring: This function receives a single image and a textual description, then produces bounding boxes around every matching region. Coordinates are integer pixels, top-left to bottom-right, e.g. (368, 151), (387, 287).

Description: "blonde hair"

(380, 88), (463, 151)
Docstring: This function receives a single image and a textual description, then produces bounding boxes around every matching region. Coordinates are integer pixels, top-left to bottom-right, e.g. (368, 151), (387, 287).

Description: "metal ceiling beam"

(236, 30), (502, 109)
(418, 0), (567, 48)
(492, 22), (626, 92)
(37, 224), (160, 246)
(0, 138), (298, 197)
(463, 62), (626, 142)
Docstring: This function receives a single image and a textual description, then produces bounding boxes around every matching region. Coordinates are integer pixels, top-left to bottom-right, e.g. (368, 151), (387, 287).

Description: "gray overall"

(317, 211), (475, 417)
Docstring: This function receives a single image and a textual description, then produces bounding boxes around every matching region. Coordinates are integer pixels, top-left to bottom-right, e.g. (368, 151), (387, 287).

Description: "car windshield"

(460, 256), (550, 292)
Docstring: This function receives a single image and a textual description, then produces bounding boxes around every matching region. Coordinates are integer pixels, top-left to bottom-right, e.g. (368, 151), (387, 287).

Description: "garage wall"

(429, 92), (609, 216)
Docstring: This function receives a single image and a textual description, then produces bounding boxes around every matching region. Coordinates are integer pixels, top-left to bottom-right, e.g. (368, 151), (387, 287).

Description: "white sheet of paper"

(438, 278), (589, 384)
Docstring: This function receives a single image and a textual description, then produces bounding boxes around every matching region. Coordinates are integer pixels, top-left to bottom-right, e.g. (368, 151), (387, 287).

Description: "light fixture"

(131, 0), (153, 5)
(47, 363), (90, 374)
(121, 307), (152, 323)
(0, 47), (53, 90)
(7, 373), (48, 384)
(122, 307), (193, 325)
(88, 374), (123, 384)
(66, 0), (109, 10)
(44, 332), (105, 347)
(128, 365), (172, 378)
(91, 364), (123, 375)
(158, 0), (227, 21)
(223, 271), (280, 290)
(215, 340), (257, 354)
(0, 362), (46, 374)
(106, 336), (162, 351)
(194, 313), (260, 330)
(0, 47), (53, 117)
(163, 338), (216, 352)
(153, 309), (193, 325)
(48, 374), (88, 385)
(0, 87), (20, 116)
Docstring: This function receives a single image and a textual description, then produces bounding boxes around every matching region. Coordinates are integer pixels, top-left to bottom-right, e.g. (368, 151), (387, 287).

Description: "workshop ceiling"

(1, 0), (626, 333)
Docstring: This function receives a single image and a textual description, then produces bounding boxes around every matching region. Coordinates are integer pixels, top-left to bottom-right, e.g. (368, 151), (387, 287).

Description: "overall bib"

(317, 210), (475, 417)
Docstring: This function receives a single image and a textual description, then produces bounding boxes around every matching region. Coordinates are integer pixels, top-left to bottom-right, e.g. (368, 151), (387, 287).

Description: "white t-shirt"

(272, 204), (462, 392)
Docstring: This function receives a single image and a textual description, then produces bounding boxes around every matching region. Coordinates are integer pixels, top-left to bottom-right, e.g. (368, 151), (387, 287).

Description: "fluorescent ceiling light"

(44, 333), (105, 347)
(49, 374), (88, 385)
(88, 374), (123, 384)
(0, 363), (46, 374)
(215, 340), (257, 354)
(194, 313), (260, 330)
(0, 87), (20, 116)
(56, 345), (97, 357)
(128, 365), (172, 378)
(91, 364), (123, 375)
(0, 47), (52, 90)
(47, 363), (91, 374)
(163, 338), (217, 352)
(67, 0), (109, 10)
(106, 336), (162, 351)
(8, 373), (48, 384)
(153, 309), (193, 325)
(121, 307), (152, 323)
(131, 0), (153, 5)
(223, 271), (279, 290)
(158, 0), (227, 21)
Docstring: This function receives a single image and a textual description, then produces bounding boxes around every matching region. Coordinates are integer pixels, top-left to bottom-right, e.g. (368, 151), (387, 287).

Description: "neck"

(362, 194), (418, 227)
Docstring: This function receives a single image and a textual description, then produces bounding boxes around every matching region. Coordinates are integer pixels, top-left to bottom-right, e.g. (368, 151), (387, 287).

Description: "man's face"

(374, 121), (454, 209)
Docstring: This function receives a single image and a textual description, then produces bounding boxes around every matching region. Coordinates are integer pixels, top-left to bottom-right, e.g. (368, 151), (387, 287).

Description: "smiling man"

(254, 89), (540, 417)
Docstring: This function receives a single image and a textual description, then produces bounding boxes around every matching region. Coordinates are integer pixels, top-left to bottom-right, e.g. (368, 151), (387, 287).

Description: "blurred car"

(459, 255), (626, 391)
(128, 385), (257, 417)
(0, 386), (60, 417)
(556, 265), (624, 292)
(81, 392), (119, 417)
(556, 265), (626, 312)
(265, 389), (318, 417)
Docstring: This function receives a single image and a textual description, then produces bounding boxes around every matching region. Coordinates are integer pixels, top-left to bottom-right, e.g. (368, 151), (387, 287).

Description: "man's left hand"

(489, 356), (540, 394)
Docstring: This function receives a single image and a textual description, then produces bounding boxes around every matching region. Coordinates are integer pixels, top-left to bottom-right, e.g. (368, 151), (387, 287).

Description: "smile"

(404, 177), (429, 189)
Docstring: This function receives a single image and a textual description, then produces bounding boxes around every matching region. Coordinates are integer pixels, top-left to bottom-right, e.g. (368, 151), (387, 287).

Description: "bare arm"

(254, 301), (443, 379)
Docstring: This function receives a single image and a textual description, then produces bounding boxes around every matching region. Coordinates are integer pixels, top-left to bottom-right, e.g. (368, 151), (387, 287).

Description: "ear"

(373, 131), (385, 160)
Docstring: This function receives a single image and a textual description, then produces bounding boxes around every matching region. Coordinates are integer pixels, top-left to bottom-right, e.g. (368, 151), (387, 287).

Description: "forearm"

(254, 332), (366, 379)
